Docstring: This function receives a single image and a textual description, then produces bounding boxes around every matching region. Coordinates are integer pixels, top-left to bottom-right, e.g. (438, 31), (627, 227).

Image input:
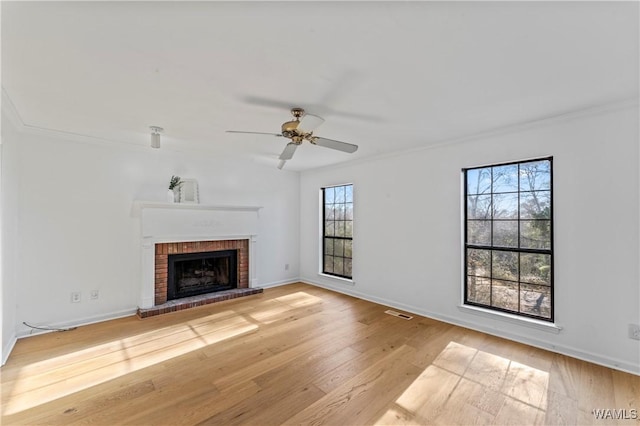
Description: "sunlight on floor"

(274, 291), (324, 308)
(242, 291), (323, 324)
(4, 311), (258, 415)
(374, 341), (549, 425)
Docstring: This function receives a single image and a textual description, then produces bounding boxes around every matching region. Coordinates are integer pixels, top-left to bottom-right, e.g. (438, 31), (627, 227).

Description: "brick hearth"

(137, 287), (263, 318)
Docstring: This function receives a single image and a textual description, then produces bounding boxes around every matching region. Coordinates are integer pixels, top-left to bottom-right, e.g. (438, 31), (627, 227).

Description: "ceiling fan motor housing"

(281, 108), (306, 138)
(281, 120), (301, 139)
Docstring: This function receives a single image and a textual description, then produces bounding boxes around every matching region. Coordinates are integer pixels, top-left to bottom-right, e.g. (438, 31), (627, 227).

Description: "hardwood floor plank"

(430, 378), (496, 426)
(576, 361), (617, 414)
(312, 343), (403, 395)
(612, 369), (640, 413)
(1, 379), (157, 425)
(283, 344), (421, 425)
(543, 389), (579, 426)
(253, 342), (360, 390)
(198, 382), (325, 425)
(121, 379), (261, 426)
(493, 396), (546, 425)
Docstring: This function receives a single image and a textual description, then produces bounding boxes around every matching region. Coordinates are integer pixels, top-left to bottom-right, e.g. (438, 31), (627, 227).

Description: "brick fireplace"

(154, 239), (249, 305)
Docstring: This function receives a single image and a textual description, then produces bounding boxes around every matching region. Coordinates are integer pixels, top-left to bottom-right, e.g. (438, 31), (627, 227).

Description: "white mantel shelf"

(132, 201), (262, 216)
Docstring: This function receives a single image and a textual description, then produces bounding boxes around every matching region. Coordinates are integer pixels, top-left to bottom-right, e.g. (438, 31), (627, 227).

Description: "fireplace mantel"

(135, 201), (262, 309)
(132, 201), (262, 216)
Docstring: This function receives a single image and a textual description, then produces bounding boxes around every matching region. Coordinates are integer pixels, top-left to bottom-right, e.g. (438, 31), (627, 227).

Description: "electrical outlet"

(90, 290), (99, 300)
(285, 263), (289, 271)
(70, 292), (81, 303)
(629, 324), (640, 340)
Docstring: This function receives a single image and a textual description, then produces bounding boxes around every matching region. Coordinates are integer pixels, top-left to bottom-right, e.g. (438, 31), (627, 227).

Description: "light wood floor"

(1, 283), (638, 425)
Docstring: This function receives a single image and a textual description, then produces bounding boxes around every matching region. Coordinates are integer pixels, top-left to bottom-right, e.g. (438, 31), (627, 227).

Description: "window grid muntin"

(464, 157), (553, 321)
(322, 184), (353, 279)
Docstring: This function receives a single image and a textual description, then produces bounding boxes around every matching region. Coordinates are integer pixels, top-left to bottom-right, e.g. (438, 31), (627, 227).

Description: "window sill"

(318, 273), (355, 286)
(458, 304), (562, 334)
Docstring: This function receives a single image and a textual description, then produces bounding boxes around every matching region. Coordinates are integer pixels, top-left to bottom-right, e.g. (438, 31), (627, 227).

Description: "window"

(322, 184), (353, 279)
(464, 158), (553, 321)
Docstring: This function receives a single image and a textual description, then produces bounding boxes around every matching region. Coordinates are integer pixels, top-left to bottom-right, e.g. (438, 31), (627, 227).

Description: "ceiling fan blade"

(312, 137), (358, 154)
(279, 142), (298, 160)
(226, 130), (283, 137)
(299, 113), (325, 132)
(241, 96), (296, 110)
(277, 160), (287, 170)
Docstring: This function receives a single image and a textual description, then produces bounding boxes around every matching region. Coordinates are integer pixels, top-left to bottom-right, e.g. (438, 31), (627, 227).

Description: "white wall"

(300, 104), (640, 374)
(1, 109), (20, 364)
(9, 129), (299, 336)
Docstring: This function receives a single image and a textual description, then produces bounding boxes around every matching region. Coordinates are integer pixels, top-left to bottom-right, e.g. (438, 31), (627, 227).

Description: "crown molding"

(1, 87), (152, 151)
(1, 87), (26, 132)
(308, 95), (640, 174)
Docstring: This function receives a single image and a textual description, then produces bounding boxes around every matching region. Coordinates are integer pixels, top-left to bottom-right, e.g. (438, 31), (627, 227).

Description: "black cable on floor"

(23, 321), (77, 334)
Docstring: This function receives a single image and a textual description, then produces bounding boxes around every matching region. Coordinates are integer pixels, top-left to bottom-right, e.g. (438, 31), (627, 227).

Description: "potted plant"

(167, 175), (182, 203)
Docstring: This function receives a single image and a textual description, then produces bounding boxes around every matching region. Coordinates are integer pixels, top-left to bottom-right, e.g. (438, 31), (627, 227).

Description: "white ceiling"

(2, 1), (638, 171)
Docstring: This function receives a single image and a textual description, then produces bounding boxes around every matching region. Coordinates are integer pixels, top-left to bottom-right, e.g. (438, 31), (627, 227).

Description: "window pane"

(520, 284), (551, 318)
(345, 221), (353, 238)
(325, 206), (335, 220)
(325, 221), (335, 237)
(493, 193), (518, 219)
(345, 185), (353, 202)
(520, 253), (551, 285)
(520, 220), (551, 249)
(325, 187), (335, 204)
(520, 191), (550, 219)
(493, 165), (519, 193)
(333, 257), (344, 276)
(334, 239), (344, 257)
(467, 249), (490, 277)
(344, 240), (352, 258)
(467, 220), (491, 245)
(466, 168), (491, 195)
(492, 251), (518, 282)
(344, 259), (352, 277)
(493, 221), (518, 247)
(345, 203), (353, 220)
(336, 204), (345, 220)
(324, 255), (334, 274)
(335, 186), (345, 203)
(467, 276), (491, 305)
(324, 238), (334, 255)
(467, 195), (491, 220)
(335, 221), (345, 237)
(491, 279), (519, 311)
(519, 161), (551, 191)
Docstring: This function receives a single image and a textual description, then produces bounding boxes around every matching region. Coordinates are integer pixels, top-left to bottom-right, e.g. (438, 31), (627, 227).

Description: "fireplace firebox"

(167, 249), (238, 301)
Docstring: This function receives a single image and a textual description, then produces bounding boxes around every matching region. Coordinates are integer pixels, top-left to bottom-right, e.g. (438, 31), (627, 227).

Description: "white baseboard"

(301, 277), (640, 376)
(17, 308), (138, 339)
(1, 333), (18, 366)
(258, 278), (301, 289)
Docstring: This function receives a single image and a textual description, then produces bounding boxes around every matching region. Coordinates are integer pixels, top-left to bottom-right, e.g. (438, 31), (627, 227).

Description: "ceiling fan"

(227, 108), (358, 169)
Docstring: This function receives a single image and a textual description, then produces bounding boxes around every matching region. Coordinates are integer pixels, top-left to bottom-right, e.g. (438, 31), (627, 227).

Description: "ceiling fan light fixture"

(149, 126), (163, 149)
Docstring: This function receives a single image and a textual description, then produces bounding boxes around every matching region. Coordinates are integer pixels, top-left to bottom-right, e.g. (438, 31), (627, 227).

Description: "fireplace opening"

(167, 250), (238, 301)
